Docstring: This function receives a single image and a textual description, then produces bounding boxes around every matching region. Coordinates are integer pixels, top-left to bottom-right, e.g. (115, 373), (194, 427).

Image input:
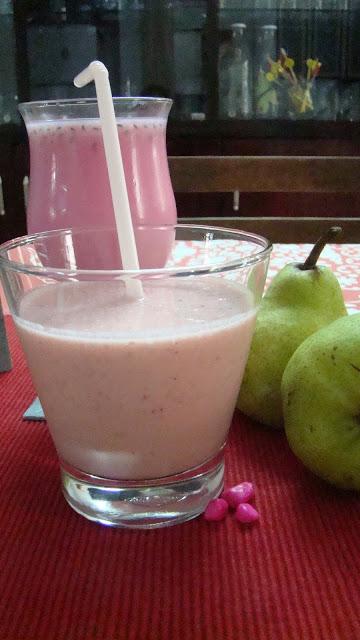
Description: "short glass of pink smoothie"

(0, 225), (271, 528)
(19, 98), (176, 269)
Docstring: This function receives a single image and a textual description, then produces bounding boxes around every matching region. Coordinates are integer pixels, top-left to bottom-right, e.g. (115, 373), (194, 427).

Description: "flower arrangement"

(261, 48), (322, 116)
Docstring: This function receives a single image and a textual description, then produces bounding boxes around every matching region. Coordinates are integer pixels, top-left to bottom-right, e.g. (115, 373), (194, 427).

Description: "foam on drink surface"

(27, 118), (166, 137)
(16, 279), (254, 342)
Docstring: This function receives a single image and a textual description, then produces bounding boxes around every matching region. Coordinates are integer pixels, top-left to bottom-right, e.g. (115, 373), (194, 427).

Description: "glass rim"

(0, 224), (272, 279)
(18, 96), (173, 109)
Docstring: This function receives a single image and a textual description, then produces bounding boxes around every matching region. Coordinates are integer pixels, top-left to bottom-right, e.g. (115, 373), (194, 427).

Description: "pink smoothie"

(16, 278), (255, 480)
(26, 118), (177, 268)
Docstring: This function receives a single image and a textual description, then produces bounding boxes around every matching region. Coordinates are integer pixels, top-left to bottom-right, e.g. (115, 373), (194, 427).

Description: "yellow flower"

(306, 58), (322, 79)
(283, 56), (295, 70)
(270, 62), (280, 75)
(266, 61), (284, 82)
(306, 58), (318, 71)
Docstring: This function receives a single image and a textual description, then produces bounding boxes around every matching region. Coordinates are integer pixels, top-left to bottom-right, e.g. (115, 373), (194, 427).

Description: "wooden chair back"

(168, 155), (360, 243)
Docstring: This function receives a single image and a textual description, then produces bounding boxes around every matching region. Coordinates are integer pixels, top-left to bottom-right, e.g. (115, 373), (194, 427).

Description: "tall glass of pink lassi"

(0, 225), (271, 528)
(19, 98), (176, 269)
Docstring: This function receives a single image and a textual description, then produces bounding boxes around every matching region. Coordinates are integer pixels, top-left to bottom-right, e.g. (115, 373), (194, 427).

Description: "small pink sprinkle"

(204, 498), (229, 522)
(235, 503), (259, 524)
(222, 482), (254, 508)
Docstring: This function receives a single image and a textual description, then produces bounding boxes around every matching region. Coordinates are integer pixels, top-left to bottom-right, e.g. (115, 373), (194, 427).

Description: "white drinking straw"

(74, 61), (143, 298)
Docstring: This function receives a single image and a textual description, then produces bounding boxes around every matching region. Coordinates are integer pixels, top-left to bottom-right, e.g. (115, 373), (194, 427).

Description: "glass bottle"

(254, 24), (279, 118)
(218, 23), (252, 119)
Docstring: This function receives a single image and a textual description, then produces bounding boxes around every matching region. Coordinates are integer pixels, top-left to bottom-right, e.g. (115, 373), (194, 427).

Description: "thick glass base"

(61, 452), (224, 529)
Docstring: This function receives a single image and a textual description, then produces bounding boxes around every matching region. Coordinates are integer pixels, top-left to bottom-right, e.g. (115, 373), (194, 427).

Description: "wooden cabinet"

(168, 121), (360, 219)
(0, 1), (360, 242)
(0, 132), (27, 243)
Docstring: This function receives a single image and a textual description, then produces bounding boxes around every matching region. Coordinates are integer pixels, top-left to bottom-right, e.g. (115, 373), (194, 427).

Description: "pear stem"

(300, 226), (342, 271)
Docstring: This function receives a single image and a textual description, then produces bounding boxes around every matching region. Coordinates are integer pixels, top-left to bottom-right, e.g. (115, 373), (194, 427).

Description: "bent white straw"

(74, 61), (143, 298)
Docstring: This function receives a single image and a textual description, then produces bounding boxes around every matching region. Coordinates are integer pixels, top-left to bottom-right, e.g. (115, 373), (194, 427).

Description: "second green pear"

(282, 313), (360, 490)
(237, 228), (347, 428)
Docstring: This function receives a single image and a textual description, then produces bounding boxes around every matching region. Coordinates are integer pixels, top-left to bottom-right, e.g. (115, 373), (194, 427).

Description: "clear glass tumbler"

(0, 225), (271, 528)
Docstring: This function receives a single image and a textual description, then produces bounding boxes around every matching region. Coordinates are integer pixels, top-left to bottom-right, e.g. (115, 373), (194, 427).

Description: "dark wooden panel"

(168, 119), (360, 140)
(169, 156), (360, 193)
(220, 138), (360, 156)
(176, 193), (360, 219)
(179, 216), (360, 244)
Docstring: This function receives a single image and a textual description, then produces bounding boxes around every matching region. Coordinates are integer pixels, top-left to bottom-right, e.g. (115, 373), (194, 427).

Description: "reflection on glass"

(219, 23), (252, 119)
(254, 25), (278, 118)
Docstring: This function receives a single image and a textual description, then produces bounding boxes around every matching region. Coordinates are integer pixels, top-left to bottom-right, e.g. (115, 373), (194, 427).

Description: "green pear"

(282, 314), (360, 490)
(237, 228), (347, 428)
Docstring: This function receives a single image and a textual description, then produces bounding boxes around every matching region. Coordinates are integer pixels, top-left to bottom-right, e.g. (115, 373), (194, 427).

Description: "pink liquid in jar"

(21, 99), (177, 269)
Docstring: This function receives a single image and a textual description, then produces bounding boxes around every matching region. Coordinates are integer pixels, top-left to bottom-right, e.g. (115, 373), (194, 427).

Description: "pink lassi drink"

(19, 98), (176, 269)
(15, 278), (255, 480)
(1, 226), (271, 527)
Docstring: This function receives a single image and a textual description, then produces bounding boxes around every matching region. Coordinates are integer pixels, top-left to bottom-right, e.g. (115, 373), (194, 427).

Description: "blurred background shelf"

(1, 0), (360, 242)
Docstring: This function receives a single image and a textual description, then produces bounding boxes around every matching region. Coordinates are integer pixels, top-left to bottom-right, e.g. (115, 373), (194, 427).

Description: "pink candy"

(235, 503), (259, 524)
(204, 498), (229, 522)
(204, 481), (259, 525)
(222, 482), (254, 508)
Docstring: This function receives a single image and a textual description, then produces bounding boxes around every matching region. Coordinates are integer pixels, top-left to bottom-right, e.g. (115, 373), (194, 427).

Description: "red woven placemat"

(1, 317), (360, 640)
